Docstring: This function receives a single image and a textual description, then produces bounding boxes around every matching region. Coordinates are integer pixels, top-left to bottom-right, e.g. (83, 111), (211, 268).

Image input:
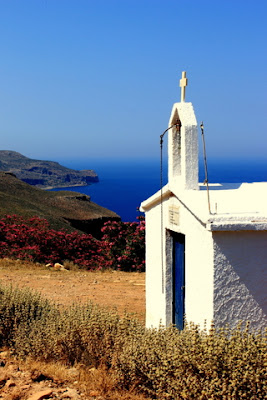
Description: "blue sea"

(52, 158), (267, 222)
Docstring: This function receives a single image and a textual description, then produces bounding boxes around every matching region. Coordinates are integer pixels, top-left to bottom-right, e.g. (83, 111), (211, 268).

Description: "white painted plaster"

(168, 103), (198, 190)
(142, 183), (267, 331)
(145, 196), (170, 328)
(142, 182), (267, 232)
(142, 188), (214, 330)
(213, 231), (267, 331)
(169, 196), (214, 329)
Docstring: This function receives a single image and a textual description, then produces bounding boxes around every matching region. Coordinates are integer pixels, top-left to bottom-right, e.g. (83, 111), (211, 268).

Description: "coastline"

(43, 183), (94, 190)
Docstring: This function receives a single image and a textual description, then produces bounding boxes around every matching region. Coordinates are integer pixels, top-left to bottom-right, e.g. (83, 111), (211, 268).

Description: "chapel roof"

(140, 181), (267, 231)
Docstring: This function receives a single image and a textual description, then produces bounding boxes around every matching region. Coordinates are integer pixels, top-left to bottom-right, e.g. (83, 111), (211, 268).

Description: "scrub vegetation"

(0, 283), (266, 400)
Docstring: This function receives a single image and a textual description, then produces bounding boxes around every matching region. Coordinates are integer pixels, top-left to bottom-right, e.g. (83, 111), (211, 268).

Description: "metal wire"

(200, 122), (211, 214)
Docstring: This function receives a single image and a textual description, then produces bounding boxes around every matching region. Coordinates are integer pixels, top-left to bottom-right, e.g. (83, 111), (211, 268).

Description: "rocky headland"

(0, 150), (99, 189)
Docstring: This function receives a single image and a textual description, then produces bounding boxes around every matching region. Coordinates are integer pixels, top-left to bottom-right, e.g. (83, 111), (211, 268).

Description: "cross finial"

(179, 71), (188, 102)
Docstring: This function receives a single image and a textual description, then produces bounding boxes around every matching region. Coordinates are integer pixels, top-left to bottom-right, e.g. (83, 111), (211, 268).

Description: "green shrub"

(115, 322), (267, 399)
(14, 303), (121, 367)
(0, 284), (52, 346)
(0, 284), (266, 399)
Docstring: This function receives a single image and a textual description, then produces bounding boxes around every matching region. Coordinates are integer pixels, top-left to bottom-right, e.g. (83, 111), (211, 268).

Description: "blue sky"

(0, 0), (266, 163)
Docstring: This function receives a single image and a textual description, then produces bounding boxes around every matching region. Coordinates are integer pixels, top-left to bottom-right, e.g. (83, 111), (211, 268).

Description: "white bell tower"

(168, 72), (199, 191)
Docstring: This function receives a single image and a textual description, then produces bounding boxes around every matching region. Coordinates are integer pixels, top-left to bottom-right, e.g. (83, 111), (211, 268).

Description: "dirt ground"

(0, 259), (147, 400)
(0, 259), (145, 322)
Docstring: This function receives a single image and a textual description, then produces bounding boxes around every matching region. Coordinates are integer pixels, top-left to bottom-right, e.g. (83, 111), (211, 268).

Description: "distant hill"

(0, 171), (119, 236)
(0, 150), (99, 188)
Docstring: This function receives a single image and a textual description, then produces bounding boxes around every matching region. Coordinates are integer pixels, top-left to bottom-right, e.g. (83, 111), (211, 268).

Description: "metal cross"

(179, 71), (188, 102)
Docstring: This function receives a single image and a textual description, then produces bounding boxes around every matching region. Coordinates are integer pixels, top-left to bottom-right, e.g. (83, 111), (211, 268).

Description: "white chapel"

(140, 72), (267, 332)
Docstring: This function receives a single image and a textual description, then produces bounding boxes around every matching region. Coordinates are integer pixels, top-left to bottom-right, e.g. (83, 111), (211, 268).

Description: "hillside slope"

(0, 150), (99, 188)
(0, 172), (119, 235)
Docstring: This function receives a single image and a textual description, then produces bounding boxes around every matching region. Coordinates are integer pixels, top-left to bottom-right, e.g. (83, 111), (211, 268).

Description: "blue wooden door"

(173, 233), (185, 329)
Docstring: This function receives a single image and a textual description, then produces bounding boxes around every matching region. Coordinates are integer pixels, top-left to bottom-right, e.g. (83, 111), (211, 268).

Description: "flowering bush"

(100, 217), (145, 272)
(0, 215), (145, 271)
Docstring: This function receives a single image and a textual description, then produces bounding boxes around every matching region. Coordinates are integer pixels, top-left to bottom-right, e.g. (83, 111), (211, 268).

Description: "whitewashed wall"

(146, 196), (267, 331)
(213, 231), (267, 331)
(180, 199), (214, 329)
(145, 197), (168, 327)
(145, 192), (214, 330)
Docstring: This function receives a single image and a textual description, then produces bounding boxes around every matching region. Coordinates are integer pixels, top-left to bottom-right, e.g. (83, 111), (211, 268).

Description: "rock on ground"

(0, 351), (102, 400)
